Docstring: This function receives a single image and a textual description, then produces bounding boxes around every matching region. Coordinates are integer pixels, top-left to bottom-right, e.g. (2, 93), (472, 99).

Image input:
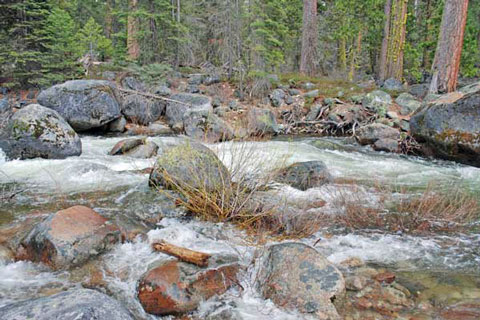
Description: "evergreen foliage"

(0, 0), (479, 89)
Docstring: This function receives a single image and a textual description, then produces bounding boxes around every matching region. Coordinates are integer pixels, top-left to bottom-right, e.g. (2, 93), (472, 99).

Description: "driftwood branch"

(152, 240), (211, 267)
(117, 87), (192, 106)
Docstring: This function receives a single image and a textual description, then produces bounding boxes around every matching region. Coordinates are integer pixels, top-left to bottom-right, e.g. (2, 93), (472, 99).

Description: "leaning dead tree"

(429, 0), (469, 93)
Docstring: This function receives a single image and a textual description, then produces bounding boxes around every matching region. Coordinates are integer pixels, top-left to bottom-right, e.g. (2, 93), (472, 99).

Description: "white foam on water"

(0, 261), (70, 308)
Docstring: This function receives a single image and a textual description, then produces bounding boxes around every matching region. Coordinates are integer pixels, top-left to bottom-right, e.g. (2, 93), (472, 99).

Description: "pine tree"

(76, 17), (114, 60)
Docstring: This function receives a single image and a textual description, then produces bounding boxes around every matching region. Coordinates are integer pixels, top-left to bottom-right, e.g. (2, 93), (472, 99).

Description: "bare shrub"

(153, 141), (327, 239)
(331, 182), (479, 233)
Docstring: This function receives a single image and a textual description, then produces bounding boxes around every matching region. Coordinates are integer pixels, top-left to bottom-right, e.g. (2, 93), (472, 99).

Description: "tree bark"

(422, 0), (433, 69)
(430, 0), (469, 93)
(385, 0), (408, 81)
(378, 0), (392, 82)
(105, 0), (113, 39)
(300, 0), (318, 76)
(127, 0), (140, 60)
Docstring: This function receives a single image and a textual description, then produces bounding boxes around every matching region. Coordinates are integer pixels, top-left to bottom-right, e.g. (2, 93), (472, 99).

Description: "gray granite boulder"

(257, 242), (345, 319)
(122, 94), (165, 125)
(183, 109), (234, 142)
(165, 93), (213, 131)
(37, 80), (121, 131)
(410, 82), (480, 167)
(247, 108), (279, 136)
(275, 161), (332, 190)
(0, 104), (81, 160)
(356, 123), (400, 145)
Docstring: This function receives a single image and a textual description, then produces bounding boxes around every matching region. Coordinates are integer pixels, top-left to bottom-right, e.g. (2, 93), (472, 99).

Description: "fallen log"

(152, 240), (211, 267)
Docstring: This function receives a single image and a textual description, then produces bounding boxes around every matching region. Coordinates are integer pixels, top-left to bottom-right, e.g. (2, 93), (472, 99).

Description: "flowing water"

(1, 135), (480, 318)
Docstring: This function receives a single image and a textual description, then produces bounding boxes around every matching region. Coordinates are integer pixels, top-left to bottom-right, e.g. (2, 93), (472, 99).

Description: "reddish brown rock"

(138, 260), (239, 316)
(375, 271), (396, 284)
(17, 206), (121, 270)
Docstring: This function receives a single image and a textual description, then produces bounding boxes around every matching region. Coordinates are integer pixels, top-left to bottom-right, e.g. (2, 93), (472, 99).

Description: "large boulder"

(183, 109), (234, 143)
(275, 161), (332, 190)
(0, 104), (81, 160)
(37, 80), (121, 131)
(165, 93), (213, 131)
(362, 90), (392, 117)
(109, 138), (159, 158)
(0, 289), (134, 320)
(137, 260), (239, 316)
(356, 123), (400, 145)
(122, 94), (165, 125)
(410, 83), (480, 167)
(16, 206), (121, 270)
(149, 140), (231, 192)
(247, 107), (279, 136)
(257, 242), (345, 319)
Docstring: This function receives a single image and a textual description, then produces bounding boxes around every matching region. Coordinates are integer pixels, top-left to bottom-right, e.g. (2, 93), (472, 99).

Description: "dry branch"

(152, 240), (211, 267)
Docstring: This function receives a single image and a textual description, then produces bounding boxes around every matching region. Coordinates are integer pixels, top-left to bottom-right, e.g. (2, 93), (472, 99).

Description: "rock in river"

(257, 242), (345, 319)
(275, 161), (332, 190)
(138, 260), (239, 316)
(0, 104), (81, 160)
(410, 82), (480, 167)
(37, 80), (121, 131)
(0, 289), (134, 320)
(356, 123), (400, 145)
(16, 205), (121, 270)
(149, 140), (231, 192)
(109, 138), (159, 158)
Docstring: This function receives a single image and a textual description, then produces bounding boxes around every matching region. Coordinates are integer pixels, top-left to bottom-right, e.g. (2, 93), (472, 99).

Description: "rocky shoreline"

(1, 73), (480, 319)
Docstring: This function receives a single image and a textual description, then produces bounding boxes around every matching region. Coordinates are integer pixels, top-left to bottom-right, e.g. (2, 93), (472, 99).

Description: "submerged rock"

(17, 206), (121, 270)
(149, 140), (231, 192)
(165, 93), (213, 131)
(247, 107), (279, 136)
(137, 260), (239, 316)
(410, 82), (480, 167)
(275, 161), (332, 190)
(37, 80), (121, 131)
(183, 109), (234, 143)
(257, 242), (345, 319)
(373, 138), (398, 153)
(356, 123), (400, 145)
(122, 94), (165, 125)
(109, 138), (159, 158)
(0, 289), (134, 320)
(0, 104), (81, 160)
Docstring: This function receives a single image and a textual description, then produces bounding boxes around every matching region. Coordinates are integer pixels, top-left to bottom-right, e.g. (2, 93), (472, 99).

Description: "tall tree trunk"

(105, 0), (113, 39)
(378, 0), (392, 82)
(422, 0), (433, 69)
(127, 0), (140, 60)
(429, 0), (469, 93)
(349, 29), (363, 81)
(385, 0), (408, 81)
(300, 0), (318, 76)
